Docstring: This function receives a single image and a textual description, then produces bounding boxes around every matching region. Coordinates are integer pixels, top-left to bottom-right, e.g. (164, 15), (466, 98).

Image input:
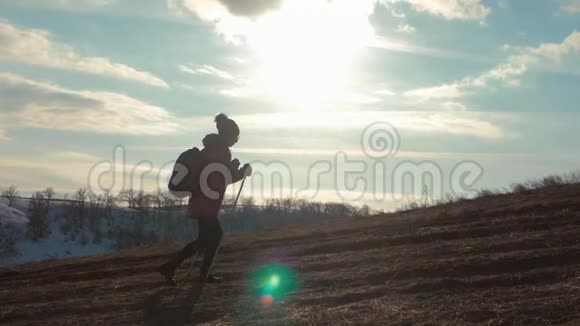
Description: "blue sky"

(0, 0), (579, 210)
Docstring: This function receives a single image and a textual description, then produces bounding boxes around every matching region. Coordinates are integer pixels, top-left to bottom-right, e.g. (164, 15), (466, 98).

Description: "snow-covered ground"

(6, 228), (113, 267)
(0, 202), (28, 225)
(0, 199), (121, 267)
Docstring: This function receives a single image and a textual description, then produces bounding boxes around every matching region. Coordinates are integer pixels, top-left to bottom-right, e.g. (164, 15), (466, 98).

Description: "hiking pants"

(176, 216), (224, 278)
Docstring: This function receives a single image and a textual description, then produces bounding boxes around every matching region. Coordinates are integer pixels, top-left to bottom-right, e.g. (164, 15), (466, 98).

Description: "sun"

(246, 0), (375, 110)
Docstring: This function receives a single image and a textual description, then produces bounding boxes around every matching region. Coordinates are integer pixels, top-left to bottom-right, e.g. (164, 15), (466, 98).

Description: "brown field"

(2, 184), (580, 325)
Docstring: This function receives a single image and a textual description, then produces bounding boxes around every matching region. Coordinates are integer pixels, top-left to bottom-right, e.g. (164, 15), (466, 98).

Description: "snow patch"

(8, 229), (113, 266)
(0, 203), (29, 225)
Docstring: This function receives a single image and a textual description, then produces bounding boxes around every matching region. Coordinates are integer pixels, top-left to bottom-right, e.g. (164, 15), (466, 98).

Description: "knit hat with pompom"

(215, 113), (239, 138)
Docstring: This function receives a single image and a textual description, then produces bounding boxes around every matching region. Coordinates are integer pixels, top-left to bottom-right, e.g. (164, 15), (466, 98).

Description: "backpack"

(168, 147), (203, 198)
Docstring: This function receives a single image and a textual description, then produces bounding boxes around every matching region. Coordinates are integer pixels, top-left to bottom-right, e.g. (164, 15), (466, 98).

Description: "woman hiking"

(158, 113), (252, 285)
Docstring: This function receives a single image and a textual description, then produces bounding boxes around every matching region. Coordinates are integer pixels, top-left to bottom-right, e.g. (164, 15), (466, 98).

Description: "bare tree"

(152, 188), (164, 209)
(74, 188), (88, 231)
(44, 187), (56, 209)
(44, 187), (56, 201)
(75, 188), (88, 203)
(135, 190), (152, 210)
(27, 192), (50, 241)
(118, 189), (137, 208)
(162, 192), (177, 208)
(87, 192), (103, 243)
(241, 196), (255, 206)
(1, 185), (19, 207)
(102, 190), (116, 219)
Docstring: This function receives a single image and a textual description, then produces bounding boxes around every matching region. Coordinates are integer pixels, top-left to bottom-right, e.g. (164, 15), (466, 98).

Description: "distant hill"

(1, 183), (580, 325)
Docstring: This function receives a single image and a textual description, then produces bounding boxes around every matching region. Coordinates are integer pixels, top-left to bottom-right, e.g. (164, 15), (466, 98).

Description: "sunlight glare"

(246, 0), (375, 110)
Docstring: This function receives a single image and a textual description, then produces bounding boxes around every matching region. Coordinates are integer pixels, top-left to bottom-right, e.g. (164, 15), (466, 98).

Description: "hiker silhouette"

(158, 113), (252, 285)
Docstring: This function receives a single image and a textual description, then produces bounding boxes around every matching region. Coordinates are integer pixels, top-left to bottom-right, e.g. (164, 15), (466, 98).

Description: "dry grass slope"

(2, 183), (580, 325)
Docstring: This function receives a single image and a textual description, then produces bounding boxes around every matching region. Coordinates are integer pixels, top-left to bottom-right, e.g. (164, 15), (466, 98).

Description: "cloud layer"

(0, 0), (113, 8)
(178, 64), (235, 81)
(169, 0), (282, 18)
(170, 0), (491, 44)
(168, 0), (287, 43)
(184, 111), (506, 140)
(218, 0), (283, 17)
(0, 73), (178, 135)
(405, 31), (580, 100)
(561, 0), (580, 14)
(0, 21), (168, 87)
(382, 0), (491, 22)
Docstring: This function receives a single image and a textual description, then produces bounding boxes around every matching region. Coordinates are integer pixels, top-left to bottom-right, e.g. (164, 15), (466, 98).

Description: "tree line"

(0, 185), (371, 258)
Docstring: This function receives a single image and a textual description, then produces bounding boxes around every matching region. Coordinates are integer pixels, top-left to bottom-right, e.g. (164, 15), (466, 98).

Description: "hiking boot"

(157, 263), (178, 286)
(201, 274), (223, 283)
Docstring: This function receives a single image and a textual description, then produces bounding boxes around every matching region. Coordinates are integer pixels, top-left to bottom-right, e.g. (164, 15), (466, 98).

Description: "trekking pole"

(233, 176), (247, 208)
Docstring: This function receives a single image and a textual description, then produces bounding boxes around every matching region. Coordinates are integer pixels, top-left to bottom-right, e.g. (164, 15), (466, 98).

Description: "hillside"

(1, 184), (580, 325)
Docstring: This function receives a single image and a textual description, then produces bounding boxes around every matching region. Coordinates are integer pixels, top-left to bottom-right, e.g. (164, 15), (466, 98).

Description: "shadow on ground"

(142, 282), (204, 326)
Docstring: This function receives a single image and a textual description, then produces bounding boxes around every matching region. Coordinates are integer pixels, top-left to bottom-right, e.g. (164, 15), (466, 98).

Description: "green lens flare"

(251, 263), (298, 301)
(270, 275), (280, 288)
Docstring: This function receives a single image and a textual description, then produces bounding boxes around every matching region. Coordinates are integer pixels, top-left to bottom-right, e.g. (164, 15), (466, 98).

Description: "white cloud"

(0, 73), (178, 135)
(168, 0), (255, 42)
(216, 0), (283, 17)
(169, 0), (376, 44)
(404, 31), (580, 100)
(0, 0), (113, 8)
(376, 88), (396, 96)
(50, 151), (101, 161)
(0, 21), (168, 88)
(505, 79), (522, 88)
(0, 152), (164, 194)
(560, 0), (580, 14)
(219, 85), (258, 98)
(176, 63), (257, 97)
(470, 62), (528, 87)
(177, 62), (386, 105)
(178, 64), (235, 81)
(529, 31), (580, 60)
(390, 8), (406, 18)
(0, 157), (91, 192)
(404, 83), (465, 99)
(172, 0), (490, 45)
(369, 36), (489, 61)
(211, 111), (506, 139)
(168, 0), (282, 18)
(396, 23), (416, 33)
(441, 101), (467, 111)
(382, 0), (491, 22)
(413, 113), (504, 139)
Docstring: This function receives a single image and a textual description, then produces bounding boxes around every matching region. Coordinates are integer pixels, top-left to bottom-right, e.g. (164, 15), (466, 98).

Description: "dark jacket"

(188, 134), (244, 218)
